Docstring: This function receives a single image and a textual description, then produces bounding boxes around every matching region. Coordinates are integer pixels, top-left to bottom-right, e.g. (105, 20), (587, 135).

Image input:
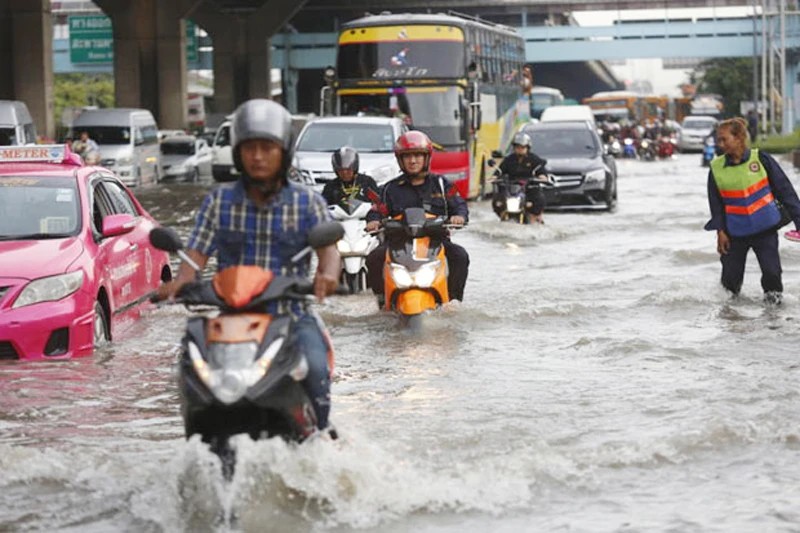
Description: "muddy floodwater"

(2, 155), (800, 532)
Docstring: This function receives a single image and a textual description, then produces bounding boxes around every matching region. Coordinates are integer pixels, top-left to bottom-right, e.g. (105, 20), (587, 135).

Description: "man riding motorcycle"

(496, 132), (549, 224)
(364, 130), (469, 306)
(156, 99), (340, 432)
(321, 146), (379, 206)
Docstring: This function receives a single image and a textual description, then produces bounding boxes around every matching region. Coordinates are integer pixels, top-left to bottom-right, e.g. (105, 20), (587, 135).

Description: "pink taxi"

(0, 145), (171, 360)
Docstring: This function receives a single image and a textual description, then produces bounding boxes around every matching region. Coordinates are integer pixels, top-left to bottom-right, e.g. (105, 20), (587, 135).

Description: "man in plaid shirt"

(158, 99), (340, 431)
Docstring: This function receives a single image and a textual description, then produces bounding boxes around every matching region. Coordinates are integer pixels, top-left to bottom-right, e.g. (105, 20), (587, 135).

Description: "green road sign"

(69, 15), (200, 65)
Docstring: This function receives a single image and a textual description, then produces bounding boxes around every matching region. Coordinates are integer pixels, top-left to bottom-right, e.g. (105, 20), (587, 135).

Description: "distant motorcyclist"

(321, 146), (379, 207)
(364, 130), (470, 305)
(496, 132), (549, 224)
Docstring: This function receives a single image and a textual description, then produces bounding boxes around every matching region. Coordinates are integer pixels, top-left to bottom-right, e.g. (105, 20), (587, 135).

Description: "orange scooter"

(382, 207), (450, 326)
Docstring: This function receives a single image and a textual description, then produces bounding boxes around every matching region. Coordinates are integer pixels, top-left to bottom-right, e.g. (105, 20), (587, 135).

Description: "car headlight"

(170, 163), (188, 173)
(117, 157), (133, 166)
(390, 263), (414, 289)
(188, 337), (285, 405)
(584, 169), (606, 186)
(12, 271), (84, 309)
(336, 239), (350, 254)
(369, 164), (396, 184)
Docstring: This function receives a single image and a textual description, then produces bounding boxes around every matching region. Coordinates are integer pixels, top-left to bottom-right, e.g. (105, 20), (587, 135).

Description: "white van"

(211, 116), (236, 182)
(0, 100), (37, 146)
(540, 105), (596, 126)
(72, 108), (160, 187)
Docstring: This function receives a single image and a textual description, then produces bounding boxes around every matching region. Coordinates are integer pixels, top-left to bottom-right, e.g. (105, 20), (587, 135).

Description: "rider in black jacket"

(496, 132), (549, 223)
(321, 146), (379, 207)
(365, 131), (469, 305)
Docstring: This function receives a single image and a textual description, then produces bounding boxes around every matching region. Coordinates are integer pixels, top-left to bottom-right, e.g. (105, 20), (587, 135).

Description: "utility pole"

(780, 0), (791, 134)
(769, 0), (776, 134)
(762, 0), (768, 138)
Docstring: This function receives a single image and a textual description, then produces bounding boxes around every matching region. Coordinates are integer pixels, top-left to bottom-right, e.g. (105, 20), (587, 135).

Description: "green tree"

(54, 73), (115, 137)
(691, 57), (755, 117)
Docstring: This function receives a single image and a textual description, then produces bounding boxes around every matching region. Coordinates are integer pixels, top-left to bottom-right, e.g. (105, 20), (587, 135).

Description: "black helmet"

(512, 132), (532, 149)
(332, 146), (359, 173)
(231, 99), (294, 175)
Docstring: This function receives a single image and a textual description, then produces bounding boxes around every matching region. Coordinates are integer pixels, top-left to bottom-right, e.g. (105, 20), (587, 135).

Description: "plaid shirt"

(187, 180), (330, 312)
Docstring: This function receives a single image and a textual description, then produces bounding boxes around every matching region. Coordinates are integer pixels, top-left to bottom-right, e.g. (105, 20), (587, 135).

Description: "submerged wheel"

(93, 301), (109, 346)
(406, 314), (424, 334)
(345, 273), (359, 294)
(604, 175), (617, 211)
(191, 167), (200, 183)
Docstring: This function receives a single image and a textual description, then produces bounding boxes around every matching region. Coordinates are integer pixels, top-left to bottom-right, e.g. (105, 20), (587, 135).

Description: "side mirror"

(487, 159), (496, 167)
(101, 213), (136, 238)
(149, 226), (184, 252)
(491, 150), (503, 159)
(307, 221), (344, 249)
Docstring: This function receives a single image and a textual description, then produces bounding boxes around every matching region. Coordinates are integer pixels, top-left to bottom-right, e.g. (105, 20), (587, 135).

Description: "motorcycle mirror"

(149, 227), (184, 253)
(491, 150), (503, 159)
(308, 221), (345, 249)
(487, 159), (496, 167)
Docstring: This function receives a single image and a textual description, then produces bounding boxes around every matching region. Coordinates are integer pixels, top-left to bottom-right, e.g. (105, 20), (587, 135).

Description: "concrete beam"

(0, 1), (13, 100)
(302, 0), (751, 11)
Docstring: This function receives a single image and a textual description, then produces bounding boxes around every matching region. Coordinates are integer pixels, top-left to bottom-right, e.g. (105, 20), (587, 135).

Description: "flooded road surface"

(2, 156), (800, 532)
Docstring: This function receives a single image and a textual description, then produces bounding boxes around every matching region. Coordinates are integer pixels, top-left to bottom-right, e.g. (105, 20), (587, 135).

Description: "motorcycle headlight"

(352, 235), (372, 254)
(624, 138), (633, 146)
(390, 263), (414, 289)
(12, 271), (84, 309)
(188, 337), (285, 405)
(336, 239), (350, 254)
(641, 140), (650, 148)
(506, 196), (522, 212)
(413, 260), (440, 289)
(584, 169), (606, 186)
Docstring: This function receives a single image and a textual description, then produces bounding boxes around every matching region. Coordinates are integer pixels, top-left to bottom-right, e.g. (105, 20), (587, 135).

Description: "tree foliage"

(54, 73), (115, 132)
(692, 57), (755, 117)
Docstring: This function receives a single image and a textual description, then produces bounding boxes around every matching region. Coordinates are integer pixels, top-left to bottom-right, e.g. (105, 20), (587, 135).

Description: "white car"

(211, 116), (236, 182)
(292, 116), (408, 191)
(677, 115), (718, 152)
(159, 135), (213, 182)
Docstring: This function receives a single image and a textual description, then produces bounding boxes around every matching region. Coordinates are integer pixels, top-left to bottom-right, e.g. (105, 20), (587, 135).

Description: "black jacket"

(321, 173), (379, 206)
(366, 173), (469, 223)
(498, 152), (547, 179)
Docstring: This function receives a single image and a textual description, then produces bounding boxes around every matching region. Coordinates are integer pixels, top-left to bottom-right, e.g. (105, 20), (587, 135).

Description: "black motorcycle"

(149, 222), (343, 480)
(489, 157), (554, 224)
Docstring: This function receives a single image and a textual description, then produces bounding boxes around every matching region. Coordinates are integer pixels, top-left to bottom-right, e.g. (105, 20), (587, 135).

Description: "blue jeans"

(293, 314), (331, 429)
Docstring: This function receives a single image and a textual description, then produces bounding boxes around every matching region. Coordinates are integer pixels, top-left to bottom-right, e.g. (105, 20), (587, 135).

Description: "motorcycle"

(148, 221), (344, 480)
(622, 137), (637, 159)
(328, 199), (379, 294)
(656, 136), (676, 159)
(701, 136), (716, 167)
(488, 159), (553, 224)
(381, 207), (455, 328)
(606, 136), (623, 158)
(638, 138), (657, 161)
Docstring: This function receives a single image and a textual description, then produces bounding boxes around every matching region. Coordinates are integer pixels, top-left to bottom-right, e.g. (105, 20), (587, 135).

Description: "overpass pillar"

(0, 0), (54, 139)
(95, 0), (188, 130)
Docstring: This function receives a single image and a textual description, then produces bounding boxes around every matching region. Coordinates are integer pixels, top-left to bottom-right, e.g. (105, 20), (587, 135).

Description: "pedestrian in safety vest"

(705, 117), (800, 304)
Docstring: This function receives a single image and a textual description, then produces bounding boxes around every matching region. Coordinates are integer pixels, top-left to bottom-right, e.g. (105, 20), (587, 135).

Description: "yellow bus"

(330, 12), (529, 199)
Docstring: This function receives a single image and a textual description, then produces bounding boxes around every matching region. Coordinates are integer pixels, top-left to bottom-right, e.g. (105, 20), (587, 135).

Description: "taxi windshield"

(0, 177), (81, 240)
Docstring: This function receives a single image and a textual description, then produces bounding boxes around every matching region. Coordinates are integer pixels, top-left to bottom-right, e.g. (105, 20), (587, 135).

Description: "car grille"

(552, 174), (584, 189)
(0, 341), (19, 360)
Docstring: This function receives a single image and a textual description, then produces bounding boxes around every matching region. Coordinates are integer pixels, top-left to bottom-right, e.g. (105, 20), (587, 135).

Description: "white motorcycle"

(328, 199), (379, 294)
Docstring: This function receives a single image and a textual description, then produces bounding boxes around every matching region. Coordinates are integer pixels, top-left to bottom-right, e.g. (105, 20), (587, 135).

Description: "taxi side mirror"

(102, 213), (136, 238)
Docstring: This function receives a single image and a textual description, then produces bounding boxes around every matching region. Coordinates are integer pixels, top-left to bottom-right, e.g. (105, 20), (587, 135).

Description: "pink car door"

(89, 178), (140, 312)
(96, 179), (151, 303)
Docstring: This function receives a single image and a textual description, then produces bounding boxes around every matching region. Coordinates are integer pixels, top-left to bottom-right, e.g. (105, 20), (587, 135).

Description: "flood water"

(2, 155), (800, 532)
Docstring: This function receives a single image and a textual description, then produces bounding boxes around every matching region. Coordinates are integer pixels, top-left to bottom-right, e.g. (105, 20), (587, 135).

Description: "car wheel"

(604, 176), (617, 211)
(191, 167), (200, 183)
(93, 301), (110, 346)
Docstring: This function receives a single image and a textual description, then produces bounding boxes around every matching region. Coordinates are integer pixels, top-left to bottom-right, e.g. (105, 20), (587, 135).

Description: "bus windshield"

(340, 87), (467, 149)
(337, 41), (465, 80)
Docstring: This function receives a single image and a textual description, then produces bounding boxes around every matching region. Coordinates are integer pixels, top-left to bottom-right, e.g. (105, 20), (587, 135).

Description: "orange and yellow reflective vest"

(710, 149), (781, 237)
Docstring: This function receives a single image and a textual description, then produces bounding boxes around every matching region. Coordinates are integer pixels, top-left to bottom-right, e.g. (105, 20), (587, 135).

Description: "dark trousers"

(366, 240), (470, 301)
(526, 184), (547, 215)
(720, 230), (782, 294)
(293, 314), (331, 429)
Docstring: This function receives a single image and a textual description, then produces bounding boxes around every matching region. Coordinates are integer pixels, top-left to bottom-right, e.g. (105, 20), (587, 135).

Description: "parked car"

(71, 108), (161, 187)
(0, 144), (171, 360)
(159, 135), (212, 182)
(292, 116), (408, 191)
(677, 115), (718, 152)
(0, 100), (36, 146)
(158, 129), (186, 142)
(518, 121), (618, 211)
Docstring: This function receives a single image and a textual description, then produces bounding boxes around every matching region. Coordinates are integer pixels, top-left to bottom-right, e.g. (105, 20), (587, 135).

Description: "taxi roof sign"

(0, 145), (71, 164)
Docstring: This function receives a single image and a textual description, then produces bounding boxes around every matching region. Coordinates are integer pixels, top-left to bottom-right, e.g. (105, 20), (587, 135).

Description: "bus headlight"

(443, 171), (467, 183)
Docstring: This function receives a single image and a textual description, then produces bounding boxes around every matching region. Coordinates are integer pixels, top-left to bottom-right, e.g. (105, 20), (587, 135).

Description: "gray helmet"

(332, 146), (359, 173)
(512, 132), (532, 149)
(231, 99), (294, 174)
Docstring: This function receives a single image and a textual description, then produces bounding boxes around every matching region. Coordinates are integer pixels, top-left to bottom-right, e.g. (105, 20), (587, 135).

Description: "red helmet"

(394, 130), (432, 173)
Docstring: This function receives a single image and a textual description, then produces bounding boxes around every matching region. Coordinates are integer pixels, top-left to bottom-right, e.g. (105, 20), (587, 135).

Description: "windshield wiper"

(0, 232), (73, 241)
